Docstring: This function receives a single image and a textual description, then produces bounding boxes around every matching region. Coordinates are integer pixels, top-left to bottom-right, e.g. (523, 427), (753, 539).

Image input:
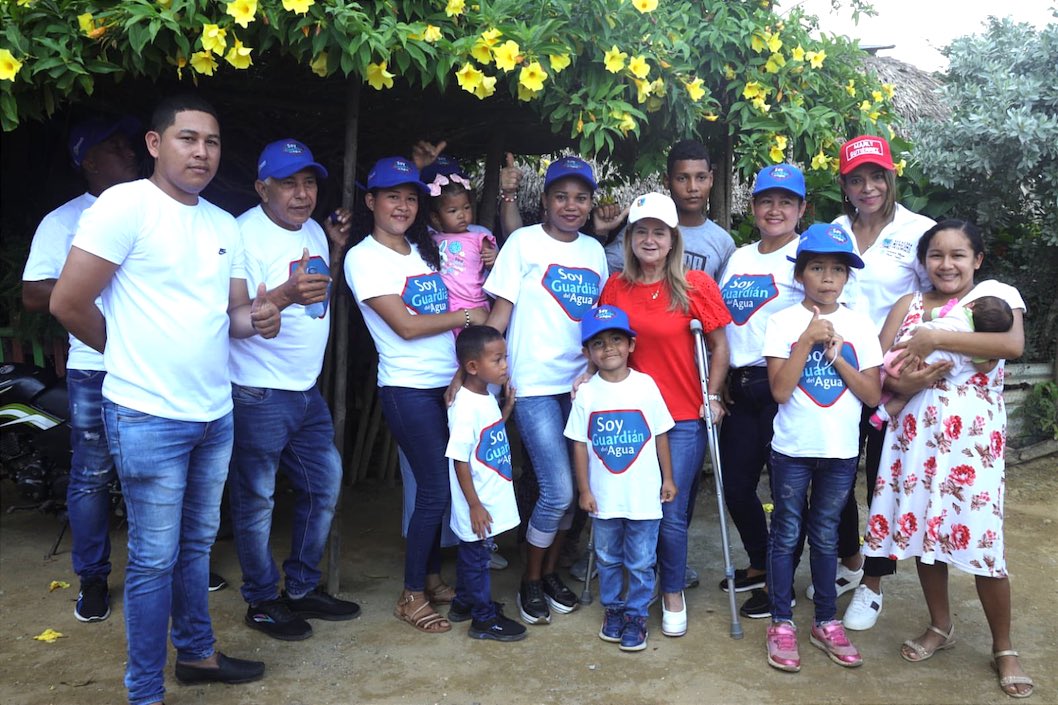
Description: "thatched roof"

(864, 55), (949, 128)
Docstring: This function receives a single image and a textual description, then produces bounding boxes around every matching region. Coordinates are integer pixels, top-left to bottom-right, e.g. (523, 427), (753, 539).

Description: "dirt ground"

(1, 457), (1054, 705)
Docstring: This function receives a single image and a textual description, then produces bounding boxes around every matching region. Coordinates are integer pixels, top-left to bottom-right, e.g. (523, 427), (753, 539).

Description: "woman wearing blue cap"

(715, 163), (807, 619)
(345, 157), (489, 634)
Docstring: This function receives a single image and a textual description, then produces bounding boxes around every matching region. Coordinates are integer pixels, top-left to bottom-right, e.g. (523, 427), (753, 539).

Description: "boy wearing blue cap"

(759, 223), (882, 672)
(228, 138), (359, 642)
(564, 305), (676, 652)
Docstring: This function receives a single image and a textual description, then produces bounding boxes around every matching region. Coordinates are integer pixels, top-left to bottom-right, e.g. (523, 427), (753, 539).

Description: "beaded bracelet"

(498, 192), (517, 203)
(463, 309), (471, 328)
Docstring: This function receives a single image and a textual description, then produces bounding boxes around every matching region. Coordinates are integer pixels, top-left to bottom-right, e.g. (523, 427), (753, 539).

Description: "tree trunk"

(711, 132), (734, 232)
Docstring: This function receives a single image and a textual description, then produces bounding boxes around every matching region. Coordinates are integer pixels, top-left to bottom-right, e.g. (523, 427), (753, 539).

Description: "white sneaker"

(842, 584), (883, 630)
(806, 561), (864, 601)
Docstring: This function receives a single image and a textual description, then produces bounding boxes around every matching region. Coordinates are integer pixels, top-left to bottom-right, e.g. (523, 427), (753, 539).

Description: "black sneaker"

(208, 572), (228, 592)
(449, 599), (506, 624)
(541, 572), (579, 614)
(74, 578), (110, 623)
(469, 613), (528, 642)
(284, 587), (361, 621)
(517, 579), (551, 625)
(718, 568), (767, 593)
(739, 588), (796, 619)
(245, 599), (313, 640)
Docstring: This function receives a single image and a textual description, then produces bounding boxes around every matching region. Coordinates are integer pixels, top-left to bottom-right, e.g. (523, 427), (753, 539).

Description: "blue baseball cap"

(367, 156), (429, 193)
(68, 115), (142, 168)
(752, 163), (806, 199)
(257, 138), (328, 180)
(544, 156), (598, 191)
(581, 305), (637, 344)
(420, 155), (468, 185)
(790, 222), (865, 269)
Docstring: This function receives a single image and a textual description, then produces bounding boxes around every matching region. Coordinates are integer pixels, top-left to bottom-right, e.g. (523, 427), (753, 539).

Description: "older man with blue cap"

(227, 137), (359, 642)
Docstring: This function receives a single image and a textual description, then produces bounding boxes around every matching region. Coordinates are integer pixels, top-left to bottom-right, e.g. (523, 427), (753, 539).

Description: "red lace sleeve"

(686, 270), (732, 332)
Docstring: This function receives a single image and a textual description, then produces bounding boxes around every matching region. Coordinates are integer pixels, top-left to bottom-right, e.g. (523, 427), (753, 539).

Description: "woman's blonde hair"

(619, 219), (691, 313)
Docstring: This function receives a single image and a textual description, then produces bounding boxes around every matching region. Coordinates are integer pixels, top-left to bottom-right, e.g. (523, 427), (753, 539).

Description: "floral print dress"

(863, 289), (1016, 577)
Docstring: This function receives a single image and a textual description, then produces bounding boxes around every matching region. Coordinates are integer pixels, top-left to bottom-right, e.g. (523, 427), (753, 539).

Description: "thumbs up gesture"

(802, 305), (835, 346)
(498, 152), (522, 198)
(282, 247), (330, 308)
(251, 282), (281, 338)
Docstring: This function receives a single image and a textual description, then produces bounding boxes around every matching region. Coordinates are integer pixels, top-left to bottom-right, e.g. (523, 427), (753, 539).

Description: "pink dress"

(862, 290), (1013, 577)
(433, 231), (496, 312)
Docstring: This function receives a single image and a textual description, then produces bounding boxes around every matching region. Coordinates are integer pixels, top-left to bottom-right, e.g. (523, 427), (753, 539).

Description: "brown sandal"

(424, 582), (457, 605)
(394, 591), (451, 633)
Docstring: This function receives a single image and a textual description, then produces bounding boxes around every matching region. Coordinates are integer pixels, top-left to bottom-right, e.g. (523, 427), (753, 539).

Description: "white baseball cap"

(628, 192), (678, 228)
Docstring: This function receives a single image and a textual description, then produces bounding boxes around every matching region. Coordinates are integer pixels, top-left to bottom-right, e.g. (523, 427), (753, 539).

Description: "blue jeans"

(658, 420), (707, 593)
(718, 367), (776, 570)
(66, 369), (117, 581)
(228, 384), (342, 604)
(594, 518), (660, 618)
(379, 386), (450, 592)
(400, 448), (458, 548)
(102, 402), (232, 705)
(766, 451), (858, 624)
(455, 538), (496, 622)
(513, 394), (574, 548)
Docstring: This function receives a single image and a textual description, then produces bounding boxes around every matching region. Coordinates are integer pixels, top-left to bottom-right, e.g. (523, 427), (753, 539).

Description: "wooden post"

(326, 78), (361, 595)
(711, 132), (734, 232)
(477, 131), (504, 233)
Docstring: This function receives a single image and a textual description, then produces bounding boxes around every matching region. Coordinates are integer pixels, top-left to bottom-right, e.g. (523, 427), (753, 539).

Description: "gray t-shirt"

(604, 218), (736, 281)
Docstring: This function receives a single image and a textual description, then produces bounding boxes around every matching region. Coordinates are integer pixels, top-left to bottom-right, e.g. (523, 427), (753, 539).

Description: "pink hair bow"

(427, 173), (472, 197)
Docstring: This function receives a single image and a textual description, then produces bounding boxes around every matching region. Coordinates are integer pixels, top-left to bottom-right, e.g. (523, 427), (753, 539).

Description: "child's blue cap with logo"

(791, 222), (865, 269)
(581, 305), (637, 344)
(544, 156), (598, 191)
(367, 156), (429, 193)
(752, 163), (806, 199)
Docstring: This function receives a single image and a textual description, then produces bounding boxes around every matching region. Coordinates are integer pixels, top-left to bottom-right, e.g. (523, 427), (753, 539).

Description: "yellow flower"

(201, 24), (227, 55)
(767, 32), (782, 53)
(517, 83), (540, 102)
(158, 0), (172, 7)
(445, 0), (465, 17)
(628, 55), (650, 80)
(473, 74), (497, 99)
(859, 99), (871, 112)
(762, 502), (774, 514)
(685, 77), (706, 102)
(751, 96), (770, 113)
(703, 112), (719, 122)
(281, 0), (314, 14)
(604, 46), (627, 74)
(226, 0), (256, 29)
(811, 150), (829, 171)
(16, 0), (34, 6)
(366, 60), (395, 90)
(773, 135), (788, 151)
(612, 110), (636, 135)
(845, 79), (856, 97)
(868, 109), (881, 121)
(455, 62), (484, 92)
(423, 25), (442, 43)
(481, 28), (502, 46)
(791, 45), (805, 62)
(724, 64), (735, 80)
(493, 40), (521, 72)
(170, 53), (188, 79)
(225, 38), (253, 69)
(576, 115), (585, 134)
(190, 50), (218, 76)
(872, 89), (883, 103)
(650, 77), (666, 96)
(549, 54), (571, 73)
(808, 49), (825, 68)
(0, 49), (23, 81)
(742, 81), (764, 99)
(471, 39), (493, 64)
(309, 52), (328, 77)
(750, 33), (766, 54)
(883, 83), (895, 100)
(894, 158), (906, 177)
(764, 52), (785, 74)
(78, 13), (95, 35)
(633, 78), (652, 104)
(632, 0), (658, 12)
(519, 61), (548, 92)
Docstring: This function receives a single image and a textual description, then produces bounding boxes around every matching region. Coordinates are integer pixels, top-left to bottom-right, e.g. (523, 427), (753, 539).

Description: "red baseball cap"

(839, 135), (894, 174)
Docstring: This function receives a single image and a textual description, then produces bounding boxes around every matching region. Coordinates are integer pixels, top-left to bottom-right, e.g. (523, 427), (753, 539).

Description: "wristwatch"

(707, 393), (721, 402)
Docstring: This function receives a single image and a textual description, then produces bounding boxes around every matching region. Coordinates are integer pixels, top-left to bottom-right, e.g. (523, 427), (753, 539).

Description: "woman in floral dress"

(862, 220), (1033, 698)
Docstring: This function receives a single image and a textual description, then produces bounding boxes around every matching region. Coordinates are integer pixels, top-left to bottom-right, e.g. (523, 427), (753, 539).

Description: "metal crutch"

(578, 519), (595, 605)
(690, 319), (744, 639)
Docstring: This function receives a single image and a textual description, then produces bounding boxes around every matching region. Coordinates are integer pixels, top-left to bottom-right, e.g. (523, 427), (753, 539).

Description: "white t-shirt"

(717, 239), (804, 368)
(763, 303), (883, 458)
(605, 218), (735, 282)
(445, 386), (520, 542)
(563, 369), (675, 520)
(484, 224), (607, 396)
(835, 204), (934, 332)
(229, 206), (330, 391)
(71, 179), (245, 421)
(22, 192), (104, 372)
(345, 235), (457, 389)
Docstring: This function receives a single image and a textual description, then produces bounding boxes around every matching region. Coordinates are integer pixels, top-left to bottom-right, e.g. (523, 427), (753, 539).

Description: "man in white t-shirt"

(21, 114), (140, 624)
(228, 138), (358, 642)
(604, 140), (736, 281)
(50, 94), (278, 705)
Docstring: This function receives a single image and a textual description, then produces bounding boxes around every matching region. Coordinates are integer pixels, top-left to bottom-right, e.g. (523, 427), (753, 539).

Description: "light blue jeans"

(513, 394), (574, 548)
(102, 401), (231, 705)
(658, 420), (707, 593)
(594, 517), (661, 618)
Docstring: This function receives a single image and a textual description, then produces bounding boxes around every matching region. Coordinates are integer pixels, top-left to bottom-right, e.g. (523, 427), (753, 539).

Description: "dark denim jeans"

(228, 384), (342, 604)
(767, 451), (858, 624)
(66, 369), (117, 581)
(658, 419), (707, 593)
(379, 386), (450, 592)
(455, 538), (496, 622)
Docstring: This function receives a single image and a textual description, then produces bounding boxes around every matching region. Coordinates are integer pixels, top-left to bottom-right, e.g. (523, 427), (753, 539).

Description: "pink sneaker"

(766, 621), (800, 672)
(810, 621), (863, 667)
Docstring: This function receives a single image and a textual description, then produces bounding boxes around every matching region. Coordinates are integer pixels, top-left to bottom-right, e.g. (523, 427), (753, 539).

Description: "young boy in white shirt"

(445, 325), (526, 641)
(565, 306), (677, 652)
